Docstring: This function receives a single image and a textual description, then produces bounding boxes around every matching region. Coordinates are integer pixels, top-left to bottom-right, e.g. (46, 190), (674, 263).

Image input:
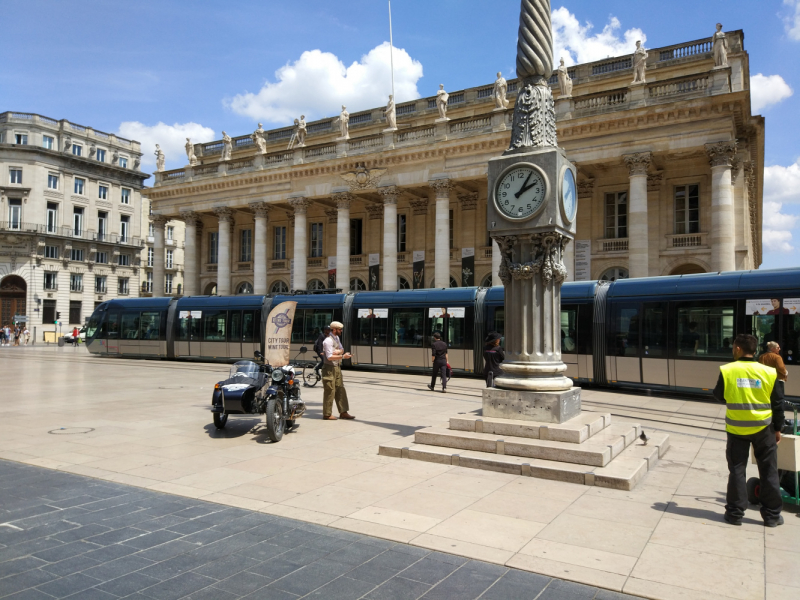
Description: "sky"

(2, 0), (799, 270)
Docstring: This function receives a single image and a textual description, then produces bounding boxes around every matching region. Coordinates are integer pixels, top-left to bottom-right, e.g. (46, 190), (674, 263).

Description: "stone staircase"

(378, 412), (669, 490)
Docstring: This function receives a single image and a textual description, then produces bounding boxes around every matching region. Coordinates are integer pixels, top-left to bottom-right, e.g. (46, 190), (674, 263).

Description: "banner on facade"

(461, 247), (475, 287)
(412, 250), (425, 290)
(264, 301), (298, 367)
(574, 240), (591, 281)
(289, 259), (295, 290)
(368, 254), (380, 291)
(327, 256), (337, 289)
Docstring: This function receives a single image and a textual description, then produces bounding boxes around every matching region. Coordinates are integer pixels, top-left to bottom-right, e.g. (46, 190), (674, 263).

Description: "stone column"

(706, 141), (738, 273)
(332, 192), (352, 291)
(251, 203), (270, 295)
(289, 198), (310, 290)
(214, 208), (233, 296)
(151, 216), (167, 297)
(381, 186), (399, 291)
(491, 240), (502, 286)
(623, 152), (652, 279)
(430, 178), (452, 288)
(181, 212), (200, 296)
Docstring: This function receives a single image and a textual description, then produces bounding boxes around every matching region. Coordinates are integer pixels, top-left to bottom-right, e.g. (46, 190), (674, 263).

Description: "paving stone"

(136, 571), (217, 600)
(0, 568), (60, 597)
(479, 569), (552, 599)
(94, 571), (162, 597)
(234, 541), (287, 563)
(136, 540), (197, 562)
(40, 555), (103, 578)
(35, 572), (102, 598)
(326, 542), (386, 567)
(192, 553), (262, 581)
(363, 576), (432, 600)
(268, 558), (349, 596)
(246, 557), (305, 580)
(418, 564), (501, 600)
(32, 540), (101, 563)
(212, 571), (272, 595)
(303, 575), (376, 599)
(397, 556), (461, 585)
(538, 578), (600, 599)
(81, 554), (155, 581)
(52, 524), (112, 543)
(1, 588), (54, 599)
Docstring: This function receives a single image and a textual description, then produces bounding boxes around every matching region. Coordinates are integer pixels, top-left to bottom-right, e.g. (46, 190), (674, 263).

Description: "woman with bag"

(483, 332), (504, 388)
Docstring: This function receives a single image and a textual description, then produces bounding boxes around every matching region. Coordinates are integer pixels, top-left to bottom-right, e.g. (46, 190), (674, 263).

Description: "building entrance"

(0, 275), (27, 325)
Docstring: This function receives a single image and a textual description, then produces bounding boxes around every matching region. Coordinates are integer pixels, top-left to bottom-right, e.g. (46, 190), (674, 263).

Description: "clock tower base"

(482, 387), (581, 424)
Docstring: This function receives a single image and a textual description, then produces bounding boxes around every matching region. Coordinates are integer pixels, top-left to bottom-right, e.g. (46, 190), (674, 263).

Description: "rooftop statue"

(632, 41), (648, 84)
(185, 138), (197, 165)
(220, 131), (232, 161)
(384, 96), (397, 130)
(154, 144), (165, 172)
(436, 85), (449, 120)
(712, 23), (729, 67)
(493, 73), (509, 109)
(557, 58), (573, 97)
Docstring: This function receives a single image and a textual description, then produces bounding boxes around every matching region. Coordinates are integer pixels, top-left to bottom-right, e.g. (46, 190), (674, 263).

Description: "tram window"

(392, 309), (424, 346)
(447, 311), (468, 348)
(307, 311), (333, 343)
(612, 305), (639, 357)
(291, 311), (305, 344)
(373, 317), (388, 346)
(488, 308), (505, 340)
(229, 312), (242, 342)
(561, 307), (578, 354)
(86, 315), (101, 338)
(676, 304), (735, 358)
(178, 314), (202, 341)
(140, 312), (160, 340)
(357, 317), (371, 345)
(121, 312), (139, 339)
(642, 304), (667, 357)
(357, 309), (388, 346)
(203, 311), (227, 341)
(104, 312), (120, 339)
(242, 311), (258, 343)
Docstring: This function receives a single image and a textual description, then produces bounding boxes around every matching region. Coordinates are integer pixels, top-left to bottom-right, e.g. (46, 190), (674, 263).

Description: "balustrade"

(669, 233), (705, 248)
(305, 145), (336, 158)
(600, 238), (629, 253)
(348, 136), (383, 152)
(592, 58), (632, 76)
(396, 103), (416, 115)
(397, 127), (434, 143)
(349, 112), (372, 126)
(575, 90), (628, 111)
(649, 76), (708, 98)
(660, 40), (713, 61)
(450, 116), (491, 134)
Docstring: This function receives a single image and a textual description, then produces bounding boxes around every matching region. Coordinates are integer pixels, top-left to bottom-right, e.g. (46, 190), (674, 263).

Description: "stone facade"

(145, 31), (764, 295)
(0, 112), (147, 333)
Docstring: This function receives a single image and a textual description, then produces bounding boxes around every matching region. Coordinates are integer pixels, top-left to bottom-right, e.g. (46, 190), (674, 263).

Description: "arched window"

(270, 281), (289, 293)
(204, 282), (217, 295)
(600, 267), (629, 282)
(481, 274), (493, 287)
(350, 278), (366, 291)
(670, 263), (705, 276)
(398, 276), (411, 290)
(308, 279), (326, 291)
(237, 281), (254, 295)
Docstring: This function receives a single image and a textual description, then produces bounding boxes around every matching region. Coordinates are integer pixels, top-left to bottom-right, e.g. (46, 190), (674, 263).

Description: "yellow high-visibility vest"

(720, 360), (776, 435)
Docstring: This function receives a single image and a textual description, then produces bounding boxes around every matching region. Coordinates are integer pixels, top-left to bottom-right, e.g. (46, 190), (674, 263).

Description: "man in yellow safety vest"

(713, 333), (785, 527)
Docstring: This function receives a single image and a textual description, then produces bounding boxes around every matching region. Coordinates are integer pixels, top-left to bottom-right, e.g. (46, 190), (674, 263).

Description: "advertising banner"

(575, 240), (591, 281)
(357, 308), (388, 318)
(368, 253), (380, 290)
(412, 250), (425, 290)
(461, 247), (475, 287)
(327, 256), (337, 289)
(784, 299), (800, 314)
(746, 299), (789, 316)
(428, 307), (466, 318)
(264, 301), (298, 367)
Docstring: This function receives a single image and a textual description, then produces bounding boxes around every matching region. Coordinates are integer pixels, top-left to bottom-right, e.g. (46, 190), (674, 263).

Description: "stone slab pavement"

(1, 345), (798, 600)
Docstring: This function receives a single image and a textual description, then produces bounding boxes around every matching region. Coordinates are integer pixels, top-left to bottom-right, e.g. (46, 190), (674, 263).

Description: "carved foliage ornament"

(250, 202), (271, 219)
(508, 81), (557, 151)
(705, 141), (738, 168)
(380, 186), (399, 205)
(493, 233), (569, 286)
(429, 178), (453, 198)
(332, 192), (352, 210)
(288, 198), (311, 215)
(213, 207), (233, 222)
(409, 199), (430, 215)
(623, 152), (652, 177)
(340, 163), (387, 191)
(458, 192), (478, 211)
(365, 204), (384, 220)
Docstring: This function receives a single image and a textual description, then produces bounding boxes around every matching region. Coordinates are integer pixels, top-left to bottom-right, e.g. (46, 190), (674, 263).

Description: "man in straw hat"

(321, 321), (356, 420)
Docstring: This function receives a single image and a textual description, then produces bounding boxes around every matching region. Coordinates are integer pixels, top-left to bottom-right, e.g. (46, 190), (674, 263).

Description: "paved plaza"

(0, 346), (798, 600)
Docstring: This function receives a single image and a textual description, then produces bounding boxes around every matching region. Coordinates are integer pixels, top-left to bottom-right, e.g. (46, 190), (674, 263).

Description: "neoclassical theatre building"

(145, 30), (764, 297)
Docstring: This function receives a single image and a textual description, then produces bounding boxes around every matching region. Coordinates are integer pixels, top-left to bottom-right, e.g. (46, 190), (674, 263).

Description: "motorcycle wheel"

(213, 412), (228, 430)
(266, 398), (285, 443)
(304, 369), (319, 387)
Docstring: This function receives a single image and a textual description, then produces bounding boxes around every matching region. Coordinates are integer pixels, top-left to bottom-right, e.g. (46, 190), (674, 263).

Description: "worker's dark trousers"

(726, 425), (782, 522)
(431, 362), (447, 390)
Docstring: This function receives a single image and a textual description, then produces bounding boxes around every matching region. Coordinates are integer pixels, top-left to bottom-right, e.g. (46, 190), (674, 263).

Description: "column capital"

(324, 209), (338, 223)
(457, 192), (478, 211)
(151, 215), (169, 228)
(380, 185), (399, 205)
(288, 197), (311, 214)
(410, 199), (430, 215)
(366, 204), (384, 220)
(577, 178), (594, 199)
(332, 192), (353, 210)
(250, 202), (271, 219)
(429, 177), (453, 198)
(647, 172), (664, 192)
(705, 141), (738, 168)
(623, 152), (652, 177)
(213, 207), (234, 222)
(179, 211), (202, 227)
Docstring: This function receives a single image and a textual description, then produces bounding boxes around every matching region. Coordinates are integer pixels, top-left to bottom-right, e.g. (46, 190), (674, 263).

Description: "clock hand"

(514, 172), (533, 199)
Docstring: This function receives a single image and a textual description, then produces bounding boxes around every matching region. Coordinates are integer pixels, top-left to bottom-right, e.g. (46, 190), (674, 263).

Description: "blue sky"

(3, 0), (799, 269)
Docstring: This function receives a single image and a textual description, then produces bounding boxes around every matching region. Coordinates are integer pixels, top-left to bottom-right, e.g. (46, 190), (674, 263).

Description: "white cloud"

(226, 42), (423, 124)
(785, 0), (800, 40)
(765, 157), (800, 205)
(117, 121), (216, 170)
(551, 7), (646, 66)
(750, 73), (794, 112)
(763, 201), (798, 252)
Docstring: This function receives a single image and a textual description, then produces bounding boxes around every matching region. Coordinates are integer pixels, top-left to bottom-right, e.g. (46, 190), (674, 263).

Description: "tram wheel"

(213, 412), (228, 430)
(746, 477), (761, 505)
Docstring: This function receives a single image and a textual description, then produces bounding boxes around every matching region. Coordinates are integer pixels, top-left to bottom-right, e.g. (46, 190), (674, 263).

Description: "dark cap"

(485, 331), (502, 343)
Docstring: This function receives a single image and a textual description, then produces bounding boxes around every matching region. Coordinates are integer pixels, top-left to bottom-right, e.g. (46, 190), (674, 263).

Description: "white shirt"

(322, 335), (342, 365)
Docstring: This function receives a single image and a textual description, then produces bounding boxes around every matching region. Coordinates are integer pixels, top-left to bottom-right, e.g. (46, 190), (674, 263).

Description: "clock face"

(494, 164), (546, 221)
(561, 168), (577, 223)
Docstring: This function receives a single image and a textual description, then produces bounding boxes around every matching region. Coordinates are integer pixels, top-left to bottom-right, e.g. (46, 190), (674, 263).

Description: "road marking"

(0, 523), (23, 531)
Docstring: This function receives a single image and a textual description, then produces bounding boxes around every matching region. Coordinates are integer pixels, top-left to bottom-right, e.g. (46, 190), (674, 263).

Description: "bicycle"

(292, 347), (322, 387)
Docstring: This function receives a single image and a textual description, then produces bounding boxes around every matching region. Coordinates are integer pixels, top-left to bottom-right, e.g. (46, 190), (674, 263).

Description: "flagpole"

(388, 0), (395, 99)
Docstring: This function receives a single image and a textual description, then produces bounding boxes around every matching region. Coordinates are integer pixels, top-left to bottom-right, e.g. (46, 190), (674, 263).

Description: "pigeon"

(639, 430), (649, 446)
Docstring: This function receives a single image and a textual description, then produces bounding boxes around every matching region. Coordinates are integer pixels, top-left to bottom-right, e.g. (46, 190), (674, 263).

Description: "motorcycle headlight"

(271, 370), (284, 383)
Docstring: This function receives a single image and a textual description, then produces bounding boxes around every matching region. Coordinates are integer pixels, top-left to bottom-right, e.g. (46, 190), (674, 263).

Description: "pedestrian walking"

(313, 325), (330, 377)
(2, 325), (9, 346)
(14, 326), (20, 346)
(712, 333), (785, 527)
(483, 332), (505, 388)
(321, 321), (355, 420)
(71, 326), (80, 347)
(428, 332), (448, 393)
(0, 326), (5, 347)
(24, 327), (30, 345)
(758, 341), (788, 393)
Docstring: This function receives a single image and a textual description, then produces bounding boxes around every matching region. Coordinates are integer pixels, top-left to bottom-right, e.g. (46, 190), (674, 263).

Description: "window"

(69, 301), (82, 325)
(308, 279), (326, 291)
(73, 207), (84, 236)
(240, 229), (252, 262)
(350, 278), (366, 291)
(166, 226), (174, 241)
(48, 174), (59, 190)
(274, 226), (286, 259)
(561, 307), (578, 355)
(44, 245), (59, 259)
(121, 312), (140, 339)
(203, 311), (227, 341)
(117, 254), (130, 266)
(119, 157), (128, 168)
(605, 192), (628, 239)
(449, 209), (454, 250)
(8, 199), (22, 229)
(121, 188), (130, 204)
(271, 280), (289, 293)
(391, 309), (424, 346)
(70, 248), (84, 262)
(208, 232), (218, 264)
(74, 177), (85, 194)
(96, 251), (108, 264)
(147, 247), (154, 267)
(70, 273), (83, 292)
(95, 276), (107, 293)
(676, 302), (736, 358)
(98, 185), (108, 200)
(350, 219), (363, 255)
(674, 184), (700, 235)
(42, 299), (57, 324)
(72, 144), (82, 156)
(46, 202), (58, 233)
(9, 169), (22, 184)
(97, 211), (107, 241)
(96, 149), (106, 162)
(237, 281), (254, 294)
(310, 223), (323, 258)
(15, 133), (28, 145)
(120, 215), (130, 243)
(145, 272), (153, 293)
(166, 249), (173, 268)
(141, 312), (160, 339)
(44, 272), (58, 290)
(165, 274), (173, 294)
(600, 267), (629, 282)
(43, 135), (54, 150)
(398, 276), (411, 290)
(148, 223), (155, 238)
(397, 214), (407, 252)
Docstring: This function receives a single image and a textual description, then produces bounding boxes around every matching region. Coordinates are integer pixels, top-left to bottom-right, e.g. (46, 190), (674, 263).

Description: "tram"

(83, 268), (800, 397)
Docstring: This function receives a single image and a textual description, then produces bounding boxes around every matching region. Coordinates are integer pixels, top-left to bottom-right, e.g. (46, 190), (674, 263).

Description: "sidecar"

(210, 360), (269, 429)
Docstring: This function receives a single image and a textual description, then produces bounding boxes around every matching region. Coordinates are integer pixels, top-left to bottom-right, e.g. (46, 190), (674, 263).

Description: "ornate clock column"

(485, 0), (580, 422)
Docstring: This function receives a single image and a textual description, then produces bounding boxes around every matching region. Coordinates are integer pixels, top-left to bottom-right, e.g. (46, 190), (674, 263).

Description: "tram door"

(176, 311), (201, 358)
(610, 302), (669, 385)
(228, 310), (259, 360)
(104, 311), (120, 354)
(354, 309), (389, 365)
(641, 303), (669, 385)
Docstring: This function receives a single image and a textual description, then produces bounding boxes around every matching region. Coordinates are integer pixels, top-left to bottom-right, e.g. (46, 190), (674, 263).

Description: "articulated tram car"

(84, 268), (800, 397)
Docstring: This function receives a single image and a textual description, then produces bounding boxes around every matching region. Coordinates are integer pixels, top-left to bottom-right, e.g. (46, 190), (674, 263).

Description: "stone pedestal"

(482, 387), (581, 424)
(491, 109), (509, 132)
(628, 82), (647, 107)
(710, 66), (731, 95)
(554, 97), (573, 120)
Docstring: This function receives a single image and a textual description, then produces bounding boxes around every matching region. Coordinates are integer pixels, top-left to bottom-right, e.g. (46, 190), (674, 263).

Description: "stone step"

(449, 412), (611, 444)
(413, 422), (639, 467)
(377, 431), (670, 491)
